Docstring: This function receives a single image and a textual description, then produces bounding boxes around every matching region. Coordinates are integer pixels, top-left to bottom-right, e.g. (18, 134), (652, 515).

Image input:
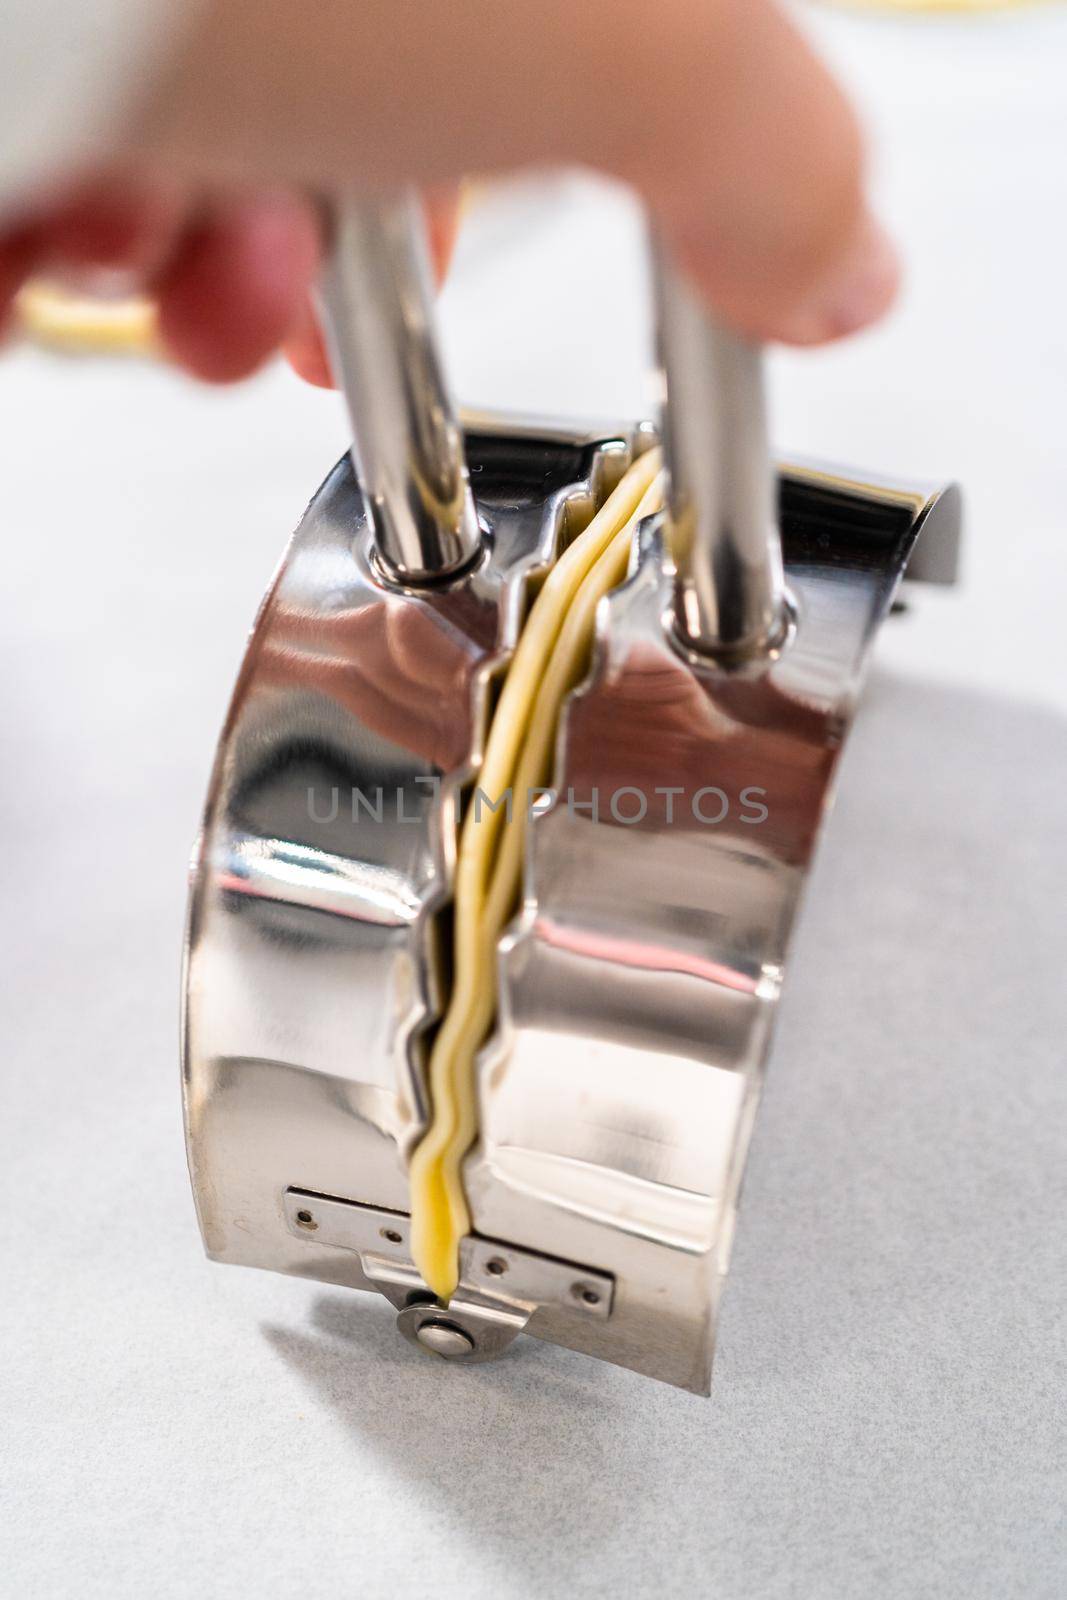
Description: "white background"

(2, 8), (1065, 1597)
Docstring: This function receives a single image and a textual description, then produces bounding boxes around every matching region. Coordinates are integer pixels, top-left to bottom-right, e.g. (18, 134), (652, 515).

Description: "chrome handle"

(652, 238), (786, 659)
(320, 192), (482, 583)
(321, 193), (784, 641)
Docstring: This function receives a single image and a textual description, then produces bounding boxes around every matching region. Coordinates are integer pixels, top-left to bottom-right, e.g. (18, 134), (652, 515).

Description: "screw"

(295, 1209), (317, 1231)
(415, 1319), (474, 1359)
(572, 1282), (600, 1308)
(485, 1256), (508, 1277)
(380, 1227), (403, 1245)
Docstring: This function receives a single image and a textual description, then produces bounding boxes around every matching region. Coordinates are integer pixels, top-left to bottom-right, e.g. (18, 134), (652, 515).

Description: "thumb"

(627, 0), (897, 343)
(137, 0), (896, 346)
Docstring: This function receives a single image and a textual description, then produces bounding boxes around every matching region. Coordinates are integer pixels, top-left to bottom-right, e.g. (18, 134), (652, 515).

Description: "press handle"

(652, 238), (786, 659)
(320, 193), (482, 583)
(321, 193), (785, 649)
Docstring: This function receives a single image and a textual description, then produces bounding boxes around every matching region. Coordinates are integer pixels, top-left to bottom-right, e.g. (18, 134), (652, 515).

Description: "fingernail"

(777, 214), (900, 346)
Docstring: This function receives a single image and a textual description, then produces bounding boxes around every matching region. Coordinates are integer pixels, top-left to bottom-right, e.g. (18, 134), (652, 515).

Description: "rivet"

(415, 1320), (475, 1359)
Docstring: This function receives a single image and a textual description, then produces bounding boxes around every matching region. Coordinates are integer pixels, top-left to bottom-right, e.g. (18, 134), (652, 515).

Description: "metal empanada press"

(182, 195), (960, 1393)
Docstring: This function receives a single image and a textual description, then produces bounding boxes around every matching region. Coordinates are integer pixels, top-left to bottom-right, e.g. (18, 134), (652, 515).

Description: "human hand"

(0, 0), (898, 383)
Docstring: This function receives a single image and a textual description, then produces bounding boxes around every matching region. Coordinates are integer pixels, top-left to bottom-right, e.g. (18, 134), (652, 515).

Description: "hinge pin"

(414, 1320), (475, 1359)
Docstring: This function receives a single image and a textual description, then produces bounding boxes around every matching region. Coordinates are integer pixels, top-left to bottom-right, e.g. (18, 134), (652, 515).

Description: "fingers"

(0, 225), (39, 337)
(139, 0), (895, 346)
(155, 192), (320, 380)
(6, 0), (890, 383)
(423, 188), (462, 285)
(626, 0), (896, 344)
(27, 174), (191, 284)
(0, 177), (322, 382)
(0, 176), (190, 337)
(1, 171), (445, 386)
(762, 213), (898, 348)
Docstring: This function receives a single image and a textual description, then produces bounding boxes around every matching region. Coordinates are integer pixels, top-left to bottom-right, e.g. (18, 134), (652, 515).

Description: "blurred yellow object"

(824, 0), (1053, 10)
(16, 282), (158, 356)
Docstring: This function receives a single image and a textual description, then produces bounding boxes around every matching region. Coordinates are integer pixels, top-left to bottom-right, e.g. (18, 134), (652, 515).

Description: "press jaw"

(281, 1188), (613, 1362)
(181, 198), (961, 1392)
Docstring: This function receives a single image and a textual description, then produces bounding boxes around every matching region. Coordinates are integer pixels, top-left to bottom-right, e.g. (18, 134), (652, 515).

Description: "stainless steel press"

(182, 193), (960, 1393)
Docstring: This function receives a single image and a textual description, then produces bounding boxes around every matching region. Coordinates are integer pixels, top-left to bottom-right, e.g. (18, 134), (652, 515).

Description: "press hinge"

(283, 1187), (614, 1362)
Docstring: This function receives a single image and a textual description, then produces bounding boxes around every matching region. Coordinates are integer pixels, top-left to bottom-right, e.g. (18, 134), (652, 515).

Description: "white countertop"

(2, 9), (1065, 1597)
